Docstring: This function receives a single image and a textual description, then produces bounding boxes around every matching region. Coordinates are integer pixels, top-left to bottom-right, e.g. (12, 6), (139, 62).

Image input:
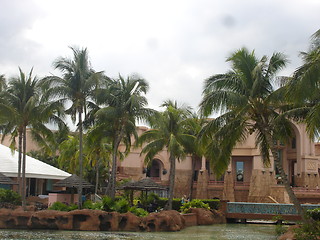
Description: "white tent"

(0, 144), (70, 180)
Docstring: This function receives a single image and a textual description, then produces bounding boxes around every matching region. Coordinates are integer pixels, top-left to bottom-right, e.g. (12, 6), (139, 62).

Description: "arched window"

(146, 159), (162, 178)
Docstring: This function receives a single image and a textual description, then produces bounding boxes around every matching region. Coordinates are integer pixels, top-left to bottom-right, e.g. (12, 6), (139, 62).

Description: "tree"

(85, 125), (112, 195)
(95, 74), (152, 199)
(0, 74), (6, 92)
(289, 29), (320, 139)
(183, 113), (207, 200)
(200, 48), (306, 220)
(138, 100), (195, 209)
(0, 68), (61, 208)
(43, 46), (104, 208)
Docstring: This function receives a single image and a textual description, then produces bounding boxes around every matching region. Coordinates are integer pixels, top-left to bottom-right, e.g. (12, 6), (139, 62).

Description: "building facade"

(117, 124), (320, 204)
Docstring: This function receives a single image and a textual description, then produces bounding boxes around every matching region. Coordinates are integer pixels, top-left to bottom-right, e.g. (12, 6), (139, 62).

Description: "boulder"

(0, 208), (32, 229)
(140, 210), (185, 232)
(189, 208), (226, 225)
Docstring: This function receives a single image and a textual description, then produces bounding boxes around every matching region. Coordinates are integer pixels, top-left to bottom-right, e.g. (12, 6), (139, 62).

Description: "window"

(236, 161), (244, 182)
(291, 138), (296, 149)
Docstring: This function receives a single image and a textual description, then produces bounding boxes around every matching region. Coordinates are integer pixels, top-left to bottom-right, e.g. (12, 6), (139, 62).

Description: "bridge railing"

(227, 202), (320, 215)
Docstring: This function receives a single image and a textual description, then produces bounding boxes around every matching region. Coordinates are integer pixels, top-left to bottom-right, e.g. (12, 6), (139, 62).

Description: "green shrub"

(49, 201), (70, 211)
(114, 198), (130, 213)
(49, 202), (78, 211)
(180, 199), (210, 213)
(101, 196), (116, 212)
(83, 200), (103, 210)
(307, 208), (320, 221)
(202, 199), (220, 210)
(295, 220), (320, 240)
(129, 206), (148, 217)
(0, 189), (21, 205)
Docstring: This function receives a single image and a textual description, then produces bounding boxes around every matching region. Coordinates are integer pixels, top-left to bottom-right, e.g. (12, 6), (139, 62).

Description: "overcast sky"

(1, 0), (319, 114)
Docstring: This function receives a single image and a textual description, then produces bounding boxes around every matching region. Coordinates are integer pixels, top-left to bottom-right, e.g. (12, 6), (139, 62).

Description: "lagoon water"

(0, 224), (278, 240)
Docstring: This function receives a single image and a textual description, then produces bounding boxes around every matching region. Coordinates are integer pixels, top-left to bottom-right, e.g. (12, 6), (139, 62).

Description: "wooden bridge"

(223, 202), (320, 222)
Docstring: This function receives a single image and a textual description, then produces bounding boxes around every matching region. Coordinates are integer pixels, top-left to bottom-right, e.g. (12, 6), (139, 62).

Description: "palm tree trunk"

(78, 111), (83, 209)
(165, 153), (176, 210)
(189, 155), (197, 201)
(95, 159), (99, 195)
(18, 129), (23, 196)
(21, 126), (27, 210)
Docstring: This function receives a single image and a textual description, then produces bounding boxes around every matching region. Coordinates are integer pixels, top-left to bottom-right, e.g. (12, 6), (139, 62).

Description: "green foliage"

(129, 207), (148, 217)
(101, 196), (115, 212)
(172, 198), (183, 211)
(180, 199), (210, 213)
(306, 208), (320, 221)
(202, 199), (220, 210)
(49, 202), (70, 211)
(295, 221), (320, 240)
(114, 198), (130, 213)
(82, 200), (103, 210)
(0, 189), (21, 205)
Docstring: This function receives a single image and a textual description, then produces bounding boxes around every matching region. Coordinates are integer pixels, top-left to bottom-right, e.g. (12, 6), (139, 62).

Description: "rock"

(140, 210), (185, 232)
(189, 208), (226, 225)
(0, 208), (32, 229)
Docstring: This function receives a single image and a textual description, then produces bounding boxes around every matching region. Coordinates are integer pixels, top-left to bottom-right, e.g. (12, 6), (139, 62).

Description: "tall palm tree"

(138, 100), (195, 209)
(288, 29), (320, 139)
(200, 48), (306, 220)
(85, 126), (112, 195)
(0, 68), (61, 208)
(183, 113), (207, 200)
(43, 47), (105, 207)
(95, 74), (152, 199)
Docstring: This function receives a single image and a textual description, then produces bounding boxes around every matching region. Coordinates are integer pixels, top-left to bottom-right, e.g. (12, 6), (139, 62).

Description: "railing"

(208, 180), (224, 185)
(234, 181), (250, 187)
(293, 187), (320, 193)
(227, 202), (320, 215)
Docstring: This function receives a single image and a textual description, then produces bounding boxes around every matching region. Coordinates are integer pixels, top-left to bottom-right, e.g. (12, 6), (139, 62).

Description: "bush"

(180, 199), (210, 213)
(82, 200), (102, 210)
(49, 202), (70, 211)
(129, 206), (148, 217)
(202, 199), (220, 210)
(295, 220), (320, 240)
(101, 196), (115, 212)
(0, 189), (21, 205)
(307, 208), (320, 221)
(114, 198), (130, 213)
(48, 201), (78, 211)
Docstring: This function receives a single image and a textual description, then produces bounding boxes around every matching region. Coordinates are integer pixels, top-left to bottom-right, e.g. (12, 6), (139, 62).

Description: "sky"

(0, 0), (319, 115)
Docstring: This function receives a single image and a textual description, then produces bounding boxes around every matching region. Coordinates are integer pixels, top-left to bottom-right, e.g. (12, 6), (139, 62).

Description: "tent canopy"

(0, 144), (70, 180)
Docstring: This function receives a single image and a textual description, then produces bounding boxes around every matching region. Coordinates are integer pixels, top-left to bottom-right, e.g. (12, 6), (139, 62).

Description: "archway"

(146, 159), (163, 179)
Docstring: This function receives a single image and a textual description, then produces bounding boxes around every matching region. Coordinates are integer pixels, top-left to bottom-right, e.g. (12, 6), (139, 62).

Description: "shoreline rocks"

(0, 208), (225, 232)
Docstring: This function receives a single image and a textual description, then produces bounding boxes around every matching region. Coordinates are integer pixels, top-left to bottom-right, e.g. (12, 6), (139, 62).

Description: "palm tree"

(183, 113), (207, 200)
(85, 126), (112, 195)
(95, 74), (152, 199)
(0, 68), (61, 208)
(288, 29), (320, 139)
(43, 46), (105, 208)
(200, 48), (306, 220)
(138, 100), (195, 210)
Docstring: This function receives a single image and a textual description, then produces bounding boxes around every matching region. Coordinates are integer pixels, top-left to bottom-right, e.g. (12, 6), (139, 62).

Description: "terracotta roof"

(118, 178), (167, 190)
(53, 174), (93, 188)
(0, 172), (16, 185)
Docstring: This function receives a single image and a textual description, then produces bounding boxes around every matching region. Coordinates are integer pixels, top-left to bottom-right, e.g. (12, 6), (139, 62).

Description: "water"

(0, 224), (278, 240)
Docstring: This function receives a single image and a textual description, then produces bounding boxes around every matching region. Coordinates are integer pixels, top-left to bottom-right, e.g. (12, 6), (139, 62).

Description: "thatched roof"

(118, 178), (167, 191)
(53, 174), (93, 188)
(0, 172), (16, 185)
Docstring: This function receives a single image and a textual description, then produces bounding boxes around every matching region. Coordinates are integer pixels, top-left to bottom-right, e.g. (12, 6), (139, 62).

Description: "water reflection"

(0, 224), (277, 240)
